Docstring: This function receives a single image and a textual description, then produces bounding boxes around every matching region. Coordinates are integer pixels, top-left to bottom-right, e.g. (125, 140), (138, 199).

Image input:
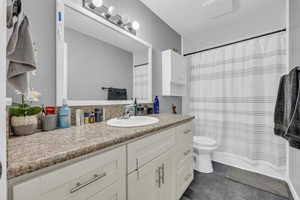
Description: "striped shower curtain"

(187, 32), (288, 174)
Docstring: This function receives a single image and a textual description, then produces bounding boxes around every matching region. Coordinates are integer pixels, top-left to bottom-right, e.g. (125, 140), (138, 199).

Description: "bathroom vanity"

(8, 114), (194, 200)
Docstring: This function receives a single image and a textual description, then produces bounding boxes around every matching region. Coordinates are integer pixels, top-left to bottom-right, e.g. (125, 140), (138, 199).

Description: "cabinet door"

(127, 149), (175, 200)
(159, 150), (175, 200)
(127, 157), (161, 200)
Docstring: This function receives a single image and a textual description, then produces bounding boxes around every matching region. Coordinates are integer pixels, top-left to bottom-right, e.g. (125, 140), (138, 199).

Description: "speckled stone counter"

(8, 114), (194, 179)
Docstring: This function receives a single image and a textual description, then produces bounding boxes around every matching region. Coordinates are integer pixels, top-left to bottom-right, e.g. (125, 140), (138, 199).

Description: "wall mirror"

(56, 0), (152, 106)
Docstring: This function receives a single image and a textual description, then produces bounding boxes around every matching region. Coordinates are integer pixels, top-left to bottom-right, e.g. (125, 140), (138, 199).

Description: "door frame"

(0, 0), (7, 199)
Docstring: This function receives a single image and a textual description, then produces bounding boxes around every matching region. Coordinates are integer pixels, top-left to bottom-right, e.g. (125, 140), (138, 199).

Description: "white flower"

(25, 89), (41, 102)
(15, 89), (22, 95)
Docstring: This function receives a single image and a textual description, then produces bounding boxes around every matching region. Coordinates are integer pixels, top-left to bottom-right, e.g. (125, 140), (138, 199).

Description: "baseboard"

(213, 151), (286, 180)
(286, 178), (300, 200)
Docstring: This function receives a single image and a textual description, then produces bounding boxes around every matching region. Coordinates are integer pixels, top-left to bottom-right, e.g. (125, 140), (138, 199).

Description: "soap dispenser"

(58, 99), (71, 128)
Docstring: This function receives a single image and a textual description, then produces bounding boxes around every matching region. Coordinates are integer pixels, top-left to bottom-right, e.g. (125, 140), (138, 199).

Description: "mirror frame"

(56, 0), (152, 106)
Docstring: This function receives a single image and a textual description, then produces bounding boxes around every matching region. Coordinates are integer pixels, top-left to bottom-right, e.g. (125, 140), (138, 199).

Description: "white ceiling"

(139, 0), (286, 41)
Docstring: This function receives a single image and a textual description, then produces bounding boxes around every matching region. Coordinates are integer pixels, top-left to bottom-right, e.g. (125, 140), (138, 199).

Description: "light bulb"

(108, 6), (115, 15)
(89, 0), (103, 9)
(132, 21), (140, 30)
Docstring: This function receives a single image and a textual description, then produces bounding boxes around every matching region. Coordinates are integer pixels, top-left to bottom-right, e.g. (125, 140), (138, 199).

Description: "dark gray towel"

(274, 67), (300, 149)
(6, 1), (13, 29)
(7, 16), (37, 93)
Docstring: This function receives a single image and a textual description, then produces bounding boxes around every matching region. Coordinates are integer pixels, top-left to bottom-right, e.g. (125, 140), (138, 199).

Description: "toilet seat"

(193, 136), (217, 147)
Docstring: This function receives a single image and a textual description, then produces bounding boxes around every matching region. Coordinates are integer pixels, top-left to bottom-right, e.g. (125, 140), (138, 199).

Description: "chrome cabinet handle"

(70, 172), (106, 194)
(161, 164), (165, 184)
(156, 166), (161, 188)
(184, 149), (191, 156)
(184, 130), (191, 134)
(184, 173), (192, 181)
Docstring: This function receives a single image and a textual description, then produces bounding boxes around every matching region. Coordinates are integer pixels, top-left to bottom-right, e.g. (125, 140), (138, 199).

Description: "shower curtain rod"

(184, 28), (287, 56)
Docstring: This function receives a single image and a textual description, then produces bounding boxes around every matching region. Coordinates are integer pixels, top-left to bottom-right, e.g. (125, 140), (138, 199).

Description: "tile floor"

(181, 162), (293, 200)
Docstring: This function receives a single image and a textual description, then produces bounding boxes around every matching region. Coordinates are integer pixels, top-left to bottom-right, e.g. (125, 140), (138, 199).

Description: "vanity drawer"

(176, 156), (194, 200)
(176, 122), (193, 146)
(127, 128), (175, 173)
(13, 146), (126, 200)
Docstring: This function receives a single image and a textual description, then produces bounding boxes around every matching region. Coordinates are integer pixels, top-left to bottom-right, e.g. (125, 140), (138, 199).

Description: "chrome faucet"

(120, 104), (135, 119)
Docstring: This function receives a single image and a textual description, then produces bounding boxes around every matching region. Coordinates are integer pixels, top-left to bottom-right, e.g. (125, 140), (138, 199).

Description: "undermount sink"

(107, 116), (159, 127)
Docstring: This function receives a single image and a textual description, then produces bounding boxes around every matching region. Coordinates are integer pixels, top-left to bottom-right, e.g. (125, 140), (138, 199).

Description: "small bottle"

(89, 112), (95, 123)
(95, 108), (102, 122)
(153, 96), (160, 114)
(58, 99), (71, 128)
(80, 110), (85, 125)
(75, 109), (82, 126)
(84, 112), (90, 124)
(134, 98), (137, 116)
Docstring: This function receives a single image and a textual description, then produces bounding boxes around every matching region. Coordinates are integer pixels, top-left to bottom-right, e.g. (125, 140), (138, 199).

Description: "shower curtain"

(187, 32), (288, 176)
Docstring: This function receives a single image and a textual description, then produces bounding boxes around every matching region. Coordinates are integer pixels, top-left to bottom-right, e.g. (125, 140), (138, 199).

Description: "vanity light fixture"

(83, 0), (140, 35)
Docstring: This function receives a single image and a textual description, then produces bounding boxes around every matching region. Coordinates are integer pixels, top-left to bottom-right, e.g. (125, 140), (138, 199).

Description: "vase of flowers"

(9, 89), (42, 136)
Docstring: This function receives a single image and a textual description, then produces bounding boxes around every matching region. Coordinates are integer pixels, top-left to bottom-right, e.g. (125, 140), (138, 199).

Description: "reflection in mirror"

(65, 27), (134, 101)
(61, 3), (152, 105)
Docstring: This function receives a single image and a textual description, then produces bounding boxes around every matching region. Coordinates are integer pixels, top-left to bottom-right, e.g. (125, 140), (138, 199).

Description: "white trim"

(0, 0), (7, 199)
(181, 35), (184, 55)
(56, 0), (153, 106)
(56, 0), (66, 106)
(286, 0), (290, 181)
(213, 152), (286, 180)
(286, 178), (300, 200)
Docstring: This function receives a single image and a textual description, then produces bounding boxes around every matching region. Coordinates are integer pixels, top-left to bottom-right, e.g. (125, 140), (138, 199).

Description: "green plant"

(9, 90), (42, 117)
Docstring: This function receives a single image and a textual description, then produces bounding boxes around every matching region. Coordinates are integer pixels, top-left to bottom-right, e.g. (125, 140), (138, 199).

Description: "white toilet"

(193, 136), (218, 173)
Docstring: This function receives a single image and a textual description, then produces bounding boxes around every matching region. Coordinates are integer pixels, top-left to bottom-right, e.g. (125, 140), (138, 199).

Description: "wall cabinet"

(11, 122), (193, 200)
(162, 50), (187, 96)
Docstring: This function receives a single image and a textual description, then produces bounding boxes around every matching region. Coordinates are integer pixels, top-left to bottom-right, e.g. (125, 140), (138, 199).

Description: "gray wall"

(8, 0), (182, 113)
(65, 27), (133, 100)
(289, 0), (300, 197)
(7, 0), (56, 105)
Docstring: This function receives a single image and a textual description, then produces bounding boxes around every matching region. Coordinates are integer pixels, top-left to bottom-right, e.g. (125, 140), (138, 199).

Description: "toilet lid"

(193, 136), (217, 147)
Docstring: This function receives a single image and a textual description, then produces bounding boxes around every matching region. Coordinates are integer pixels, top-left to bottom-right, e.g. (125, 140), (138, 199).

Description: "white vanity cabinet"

(11, 121), (193, 200)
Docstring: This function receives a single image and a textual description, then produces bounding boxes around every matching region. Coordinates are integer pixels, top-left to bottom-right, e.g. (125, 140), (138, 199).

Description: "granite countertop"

(8, 114), (194, 179)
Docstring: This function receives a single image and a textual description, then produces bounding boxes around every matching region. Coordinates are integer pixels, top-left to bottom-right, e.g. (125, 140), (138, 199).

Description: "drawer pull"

(184, 149), (191, 156)
(161, 164), (165, 184)
(70, 172), (106, 194)
(184, 173), (192, 181)
(156, 167), (161, 188)
(184, 130), (191, 134)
